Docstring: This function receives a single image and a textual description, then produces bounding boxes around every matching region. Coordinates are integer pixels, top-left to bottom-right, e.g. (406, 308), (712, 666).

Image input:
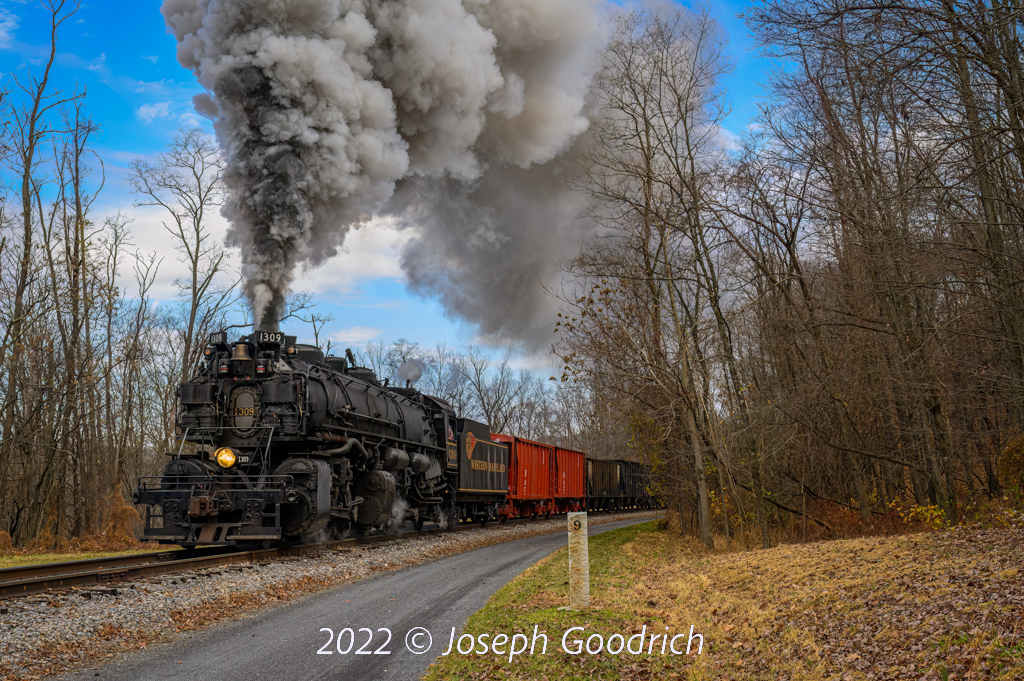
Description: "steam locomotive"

(134, 329), (654, 547)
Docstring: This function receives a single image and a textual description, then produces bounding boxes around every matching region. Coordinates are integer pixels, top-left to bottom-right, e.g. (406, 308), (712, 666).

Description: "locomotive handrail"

(227, 466), (287, 491)
(329, 407), (399, 430)
(137, 475), (215, 493)
(251, 425), (277, 477)
(137, 474), (294, 492)
(316, 424), (443, 453)
(177, 425), (278, 443)
(176, 425), (277, 472)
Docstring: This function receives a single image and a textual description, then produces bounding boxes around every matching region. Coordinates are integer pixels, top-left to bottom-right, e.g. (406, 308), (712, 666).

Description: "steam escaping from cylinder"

(162, 0), (606, 341)
(386, 497), (410, 535)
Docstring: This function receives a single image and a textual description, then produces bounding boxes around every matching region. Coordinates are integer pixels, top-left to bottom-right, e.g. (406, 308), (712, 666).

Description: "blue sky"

(0, 0), (771, 366)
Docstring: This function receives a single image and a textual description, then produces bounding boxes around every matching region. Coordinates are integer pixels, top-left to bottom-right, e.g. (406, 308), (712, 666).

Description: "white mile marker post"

(567, 512), (590, 609)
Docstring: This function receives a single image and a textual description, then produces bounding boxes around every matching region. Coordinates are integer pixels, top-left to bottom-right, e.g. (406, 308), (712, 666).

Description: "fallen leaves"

(719, 526), (1024, 679)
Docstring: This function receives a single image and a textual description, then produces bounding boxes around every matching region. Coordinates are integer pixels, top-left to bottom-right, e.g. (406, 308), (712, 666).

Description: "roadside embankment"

(424, 521), (1024, 681)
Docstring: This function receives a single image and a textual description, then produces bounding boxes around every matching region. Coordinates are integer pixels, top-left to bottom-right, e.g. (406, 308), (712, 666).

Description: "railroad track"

(0, 512), (651, 600)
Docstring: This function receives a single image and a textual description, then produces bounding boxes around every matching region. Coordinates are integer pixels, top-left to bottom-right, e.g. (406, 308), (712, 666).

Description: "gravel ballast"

(0, 511), (659, 680)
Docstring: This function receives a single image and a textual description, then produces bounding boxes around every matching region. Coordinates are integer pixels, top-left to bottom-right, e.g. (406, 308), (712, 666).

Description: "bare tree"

(0, 1), (82, 506)
(129, 128), (234, 385)
(560, 7), (733, 548)
(421, 341), (473, 415)
(465, 347), (529, 434)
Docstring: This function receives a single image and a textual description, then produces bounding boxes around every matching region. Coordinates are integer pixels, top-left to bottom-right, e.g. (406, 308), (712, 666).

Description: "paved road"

(57, 516), (656, 681)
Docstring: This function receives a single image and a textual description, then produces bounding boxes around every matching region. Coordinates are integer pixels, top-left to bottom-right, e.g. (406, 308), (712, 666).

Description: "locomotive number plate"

(259, 331), (284, 344)
(238, 454), (251, 464)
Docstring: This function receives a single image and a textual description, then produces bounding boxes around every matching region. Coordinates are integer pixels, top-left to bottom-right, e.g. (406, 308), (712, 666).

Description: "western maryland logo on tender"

(466, 432), (477, 459)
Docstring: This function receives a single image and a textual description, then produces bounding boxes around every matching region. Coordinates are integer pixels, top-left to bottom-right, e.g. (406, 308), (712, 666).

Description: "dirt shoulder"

(423, 522), (1024, 681)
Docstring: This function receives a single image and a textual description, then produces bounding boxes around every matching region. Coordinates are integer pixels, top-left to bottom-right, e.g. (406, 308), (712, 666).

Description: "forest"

(554, 1), (1024, 548)
(1, 0), (1022, 550)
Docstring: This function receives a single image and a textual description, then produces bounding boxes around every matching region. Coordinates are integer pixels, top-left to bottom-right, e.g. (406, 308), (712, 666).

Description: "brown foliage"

(25, 524), (70, 553)
(998, 435), (1024, 498)
(74, 490), (144, 553)
(0, 530), (13, 555)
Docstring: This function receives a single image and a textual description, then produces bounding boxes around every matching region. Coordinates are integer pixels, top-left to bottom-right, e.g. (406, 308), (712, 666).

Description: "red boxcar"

(554, 445), (586, 512)
(492, 435), (586, 518)
(492, 434), (551, 518)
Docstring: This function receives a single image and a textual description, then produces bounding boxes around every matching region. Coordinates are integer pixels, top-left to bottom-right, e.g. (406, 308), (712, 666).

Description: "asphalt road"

(56, 516), (656, 681)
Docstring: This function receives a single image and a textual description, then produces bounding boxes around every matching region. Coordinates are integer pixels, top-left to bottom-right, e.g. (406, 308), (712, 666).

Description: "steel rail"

(0, 530), (432, 599)
(0, 511), (655, 600)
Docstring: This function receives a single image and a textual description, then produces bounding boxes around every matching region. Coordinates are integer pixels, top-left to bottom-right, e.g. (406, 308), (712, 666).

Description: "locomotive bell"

(231, 343), (254, 378)
(231, 343), (252, 361)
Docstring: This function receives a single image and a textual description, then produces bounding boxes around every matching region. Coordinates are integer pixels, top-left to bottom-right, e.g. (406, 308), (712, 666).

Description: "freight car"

(585, 459), (657, 512)
(491, 435), (585, 519)
(586, 458), (621, 511)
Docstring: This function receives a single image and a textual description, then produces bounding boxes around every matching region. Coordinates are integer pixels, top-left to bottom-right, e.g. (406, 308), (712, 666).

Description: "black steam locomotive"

(134, 329), (506, 547)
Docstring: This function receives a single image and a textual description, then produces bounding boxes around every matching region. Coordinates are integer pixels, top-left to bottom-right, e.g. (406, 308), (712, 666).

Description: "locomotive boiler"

(134, 329), (472, 547)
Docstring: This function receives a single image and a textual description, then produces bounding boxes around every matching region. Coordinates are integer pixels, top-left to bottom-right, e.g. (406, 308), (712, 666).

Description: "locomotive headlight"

(215, 447), (237, 468)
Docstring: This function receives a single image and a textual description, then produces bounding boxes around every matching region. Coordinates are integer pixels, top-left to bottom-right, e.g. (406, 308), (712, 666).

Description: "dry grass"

(425, 521), (1024, 681)
(0, 549), (170, 570)
(1, 491), (160, 563)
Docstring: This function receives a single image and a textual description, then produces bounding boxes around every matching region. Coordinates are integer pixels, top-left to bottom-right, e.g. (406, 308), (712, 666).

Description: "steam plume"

(162, 0), (605, 340)
(397, 358), (426, 384)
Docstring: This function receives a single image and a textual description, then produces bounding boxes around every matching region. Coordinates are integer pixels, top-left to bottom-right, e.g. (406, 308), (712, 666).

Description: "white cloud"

(0, 9), (18, 49)
(103, 206), (409, 311)
(508, 351), (559, 373)
(134, 79), (173, 94)
(142, 55), (158, 63)
(136, 101), (172, 124)
(291, 217), (413, 294)
(178, 112), (203, 128)
(102, 202), (238, 303)
(87, 53), (105, 71)
(329, 326), (382, 345)
(98, 187), (410, 322)
(714, 126), (740, 151)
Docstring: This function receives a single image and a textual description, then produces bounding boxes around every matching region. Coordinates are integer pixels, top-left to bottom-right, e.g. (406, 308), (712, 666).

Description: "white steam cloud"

(162, 0), (605, 341)
(397, 358), (426, 384)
